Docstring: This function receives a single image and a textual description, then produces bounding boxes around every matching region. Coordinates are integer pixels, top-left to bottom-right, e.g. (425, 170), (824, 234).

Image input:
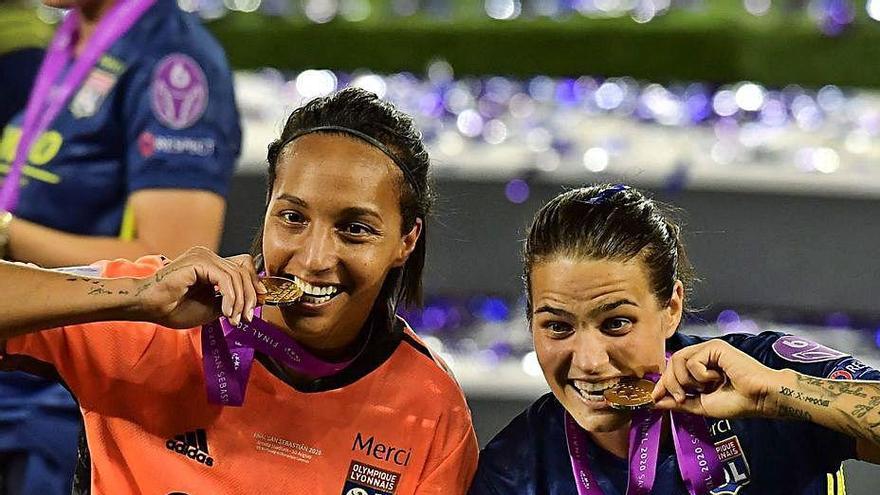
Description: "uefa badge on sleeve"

(150, 53), (209, 129)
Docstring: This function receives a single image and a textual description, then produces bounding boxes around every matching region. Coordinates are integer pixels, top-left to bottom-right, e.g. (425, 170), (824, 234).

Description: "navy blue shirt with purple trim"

(469, 331), (879, 495)
(0, 0), (240, 237)
(0, 3), (239, 493)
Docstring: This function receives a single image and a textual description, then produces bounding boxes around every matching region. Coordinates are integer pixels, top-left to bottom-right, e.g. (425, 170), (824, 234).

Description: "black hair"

(522, 184), (695, 315)
(252, 87), (433, 309)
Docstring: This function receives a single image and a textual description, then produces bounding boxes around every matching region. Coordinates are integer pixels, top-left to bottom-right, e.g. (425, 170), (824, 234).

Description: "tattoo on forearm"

(779, 386), (830, 407)
(792, 374), (880, 446)
(133, 264), (188, 297)
(796, 375), (868, 398)
(852, 396), (880, 418)
(778, 405), (812, 421)
(64, 276), (134, 297)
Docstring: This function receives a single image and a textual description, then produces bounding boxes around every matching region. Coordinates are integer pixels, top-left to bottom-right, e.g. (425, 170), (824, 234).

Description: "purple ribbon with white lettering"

(564, 374), (724, 495)
(0, 0), (155, 211)
(201, 307), (356, 406)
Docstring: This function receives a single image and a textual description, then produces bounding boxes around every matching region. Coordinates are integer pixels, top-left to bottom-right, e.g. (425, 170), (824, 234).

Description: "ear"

(663, 280), (684, 339)
(392, 218), (422, 267)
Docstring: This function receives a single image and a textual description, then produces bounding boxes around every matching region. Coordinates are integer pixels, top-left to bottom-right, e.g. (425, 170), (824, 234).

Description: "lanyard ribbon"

(565, 379), (724, 494)
(200, 308), (357, 406)
(0, 0), (155, 211)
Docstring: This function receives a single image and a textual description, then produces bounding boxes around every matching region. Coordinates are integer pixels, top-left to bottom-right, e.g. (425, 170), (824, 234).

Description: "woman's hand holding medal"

(651, 339), (779, 419)
(133, 247), (267, 329)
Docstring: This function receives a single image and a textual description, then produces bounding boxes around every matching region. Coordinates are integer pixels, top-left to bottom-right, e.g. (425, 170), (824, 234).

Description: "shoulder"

(394, 322), (467, 400)
(471, 394), (562, 494)
(483, 393), (563, 454)
(123, 3), (232, 85)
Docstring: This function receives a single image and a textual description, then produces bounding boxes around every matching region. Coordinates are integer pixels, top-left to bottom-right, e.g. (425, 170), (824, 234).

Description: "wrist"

(0, 210), (12, 260)
(105, 277), (149, 321)
(766, 368), (800, 418)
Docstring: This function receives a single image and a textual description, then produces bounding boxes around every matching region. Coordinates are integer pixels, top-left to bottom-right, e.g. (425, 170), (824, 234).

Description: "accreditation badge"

(69, 67), (118, 118)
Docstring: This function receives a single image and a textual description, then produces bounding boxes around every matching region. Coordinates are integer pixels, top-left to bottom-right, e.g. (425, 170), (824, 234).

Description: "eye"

(340, 222), (377, 238)
(542, 321), (574, 338)
(279, 210), (306, 225)
(601, 317), (633, 334)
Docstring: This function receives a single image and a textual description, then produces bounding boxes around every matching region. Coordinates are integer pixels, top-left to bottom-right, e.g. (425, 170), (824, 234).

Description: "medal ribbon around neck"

(0, 0), (156, 211)
(201, 306), (362, 406)
(565, 366), (724, 495)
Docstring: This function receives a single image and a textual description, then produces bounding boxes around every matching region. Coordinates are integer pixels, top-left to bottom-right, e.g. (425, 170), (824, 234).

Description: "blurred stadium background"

(6, 0), (880, 491)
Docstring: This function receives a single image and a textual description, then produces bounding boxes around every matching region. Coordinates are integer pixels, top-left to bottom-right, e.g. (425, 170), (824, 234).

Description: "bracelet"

(0, 210), (13, 260)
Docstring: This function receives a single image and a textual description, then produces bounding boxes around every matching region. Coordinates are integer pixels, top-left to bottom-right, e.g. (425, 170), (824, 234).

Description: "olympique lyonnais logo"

(341, 460), (400, 495)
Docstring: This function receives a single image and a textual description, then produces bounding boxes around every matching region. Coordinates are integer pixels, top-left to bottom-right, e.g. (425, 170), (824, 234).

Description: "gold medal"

(260, 276), (303, 306)
(604, 378), (655, 410)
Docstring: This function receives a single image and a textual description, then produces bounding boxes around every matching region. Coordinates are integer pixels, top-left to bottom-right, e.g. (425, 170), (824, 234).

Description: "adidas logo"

(165, 429), (215, 467)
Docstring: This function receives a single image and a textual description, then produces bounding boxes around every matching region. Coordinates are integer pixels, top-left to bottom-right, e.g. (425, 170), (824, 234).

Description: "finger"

(670, 353), (705, 398)
(652, 379), (668, 402)
(685, 358), (724, 389)
(232, 261), (258, 323)
(656, 395), (705, 416)
(660, 362), (688, 404)
(653, 395), (677, 410)
(232, 255), (263, 321)
(195, 264), (235, 319)
(222, 262), (245, 327)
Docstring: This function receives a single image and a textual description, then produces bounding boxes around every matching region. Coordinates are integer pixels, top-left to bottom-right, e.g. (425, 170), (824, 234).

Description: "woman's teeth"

(300, 293), (334, 304)
(572, 379), (620, 402)
(289, 276), (341, 302)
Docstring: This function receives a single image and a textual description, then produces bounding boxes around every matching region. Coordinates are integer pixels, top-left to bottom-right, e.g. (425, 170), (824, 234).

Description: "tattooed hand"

(651, 339), (779, 419)
(133, 246), (266, 328)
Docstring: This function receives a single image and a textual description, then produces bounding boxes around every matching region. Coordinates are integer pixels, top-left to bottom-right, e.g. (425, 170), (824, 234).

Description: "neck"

(588, 413), (673, 460)
(588, 427), (630, 460)
(260, 305), (369, 363)
(75, 0), (118, 55)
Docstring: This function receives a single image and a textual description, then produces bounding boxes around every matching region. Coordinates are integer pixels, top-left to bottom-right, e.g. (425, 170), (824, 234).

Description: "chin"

(564, 399), (630, 433)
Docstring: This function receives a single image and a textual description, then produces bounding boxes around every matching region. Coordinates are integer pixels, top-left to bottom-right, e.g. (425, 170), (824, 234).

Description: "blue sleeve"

(721, 331), (880, 467)
(469, 414), (528, 495)
(121, 48), (241, 197)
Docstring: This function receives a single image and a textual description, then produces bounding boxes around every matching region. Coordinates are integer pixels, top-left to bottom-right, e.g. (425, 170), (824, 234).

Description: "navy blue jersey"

(0, 47), (43, 130)
(0, 0), (240, 237)
(471, 331), (880, 495)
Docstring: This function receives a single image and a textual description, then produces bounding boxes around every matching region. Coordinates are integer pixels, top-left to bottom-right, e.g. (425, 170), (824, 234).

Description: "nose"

(294, 223), (338, 274)
(570, 330), (610, 375)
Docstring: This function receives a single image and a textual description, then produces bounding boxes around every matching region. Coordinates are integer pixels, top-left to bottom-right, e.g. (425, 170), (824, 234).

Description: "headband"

(585, 184), (630, 205)
(274, 125), (421, 196)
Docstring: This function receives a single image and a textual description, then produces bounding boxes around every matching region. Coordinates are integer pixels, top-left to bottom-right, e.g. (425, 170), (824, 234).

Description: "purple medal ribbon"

(201, 307), (357, 406)
(0, 0), (155, 211)
(565, 375), (724, 495)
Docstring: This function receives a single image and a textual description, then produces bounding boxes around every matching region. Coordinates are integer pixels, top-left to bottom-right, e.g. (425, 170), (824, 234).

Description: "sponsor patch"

(341, 460), (400, 495)
(828, 357), (874, 380)
(70, 68), (118, 118)
(137, 131), (215, 158)
(150, 53), (208, 129)
(771, 335), (849, 363)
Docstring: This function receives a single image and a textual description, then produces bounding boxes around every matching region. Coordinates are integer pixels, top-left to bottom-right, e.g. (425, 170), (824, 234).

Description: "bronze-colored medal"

(260, 276), (303, 306)
(604, 378), (655, 410)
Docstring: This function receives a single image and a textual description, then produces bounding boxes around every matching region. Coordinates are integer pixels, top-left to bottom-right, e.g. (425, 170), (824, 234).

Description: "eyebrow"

(275, 193), (307, 208)
(533, 299), (639, 319)
(339, 206), (383, 224)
